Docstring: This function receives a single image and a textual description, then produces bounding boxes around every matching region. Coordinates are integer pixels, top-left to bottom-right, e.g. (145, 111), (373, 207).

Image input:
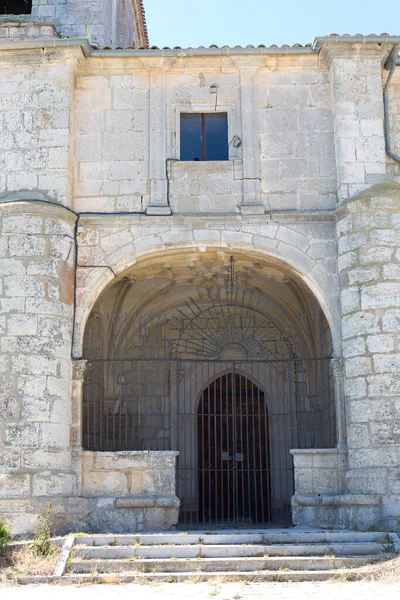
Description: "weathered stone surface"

(1, 27), (400, 536)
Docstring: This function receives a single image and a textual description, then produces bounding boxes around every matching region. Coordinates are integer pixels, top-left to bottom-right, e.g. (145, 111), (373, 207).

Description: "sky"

(144, 0), (399, 49)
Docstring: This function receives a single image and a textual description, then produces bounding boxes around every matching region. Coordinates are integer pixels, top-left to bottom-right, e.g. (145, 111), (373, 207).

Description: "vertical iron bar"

(257, 362), (265, 524)
(250, 363), (258, 524)
(206, 360), (211, 526)
(263, 363), (271, 524)
(232, 363), (238, 524)
(213, 360), (218, 527)
(239, 362), (245, 522)
(220, 365), (224, 526)
(245, 363), (251, 524)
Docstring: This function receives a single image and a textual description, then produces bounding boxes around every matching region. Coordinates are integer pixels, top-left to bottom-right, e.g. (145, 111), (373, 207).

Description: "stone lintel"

(290, 448), (344, 455)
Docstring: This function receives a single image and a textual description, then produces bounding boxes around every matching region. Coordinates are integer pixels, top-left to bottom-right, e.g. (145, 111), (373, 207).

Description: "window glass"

(1, 0), (32, 14)
(205, 113), (228, 161)
(180, 114), (203, 161)
(180, 113), (229, 161)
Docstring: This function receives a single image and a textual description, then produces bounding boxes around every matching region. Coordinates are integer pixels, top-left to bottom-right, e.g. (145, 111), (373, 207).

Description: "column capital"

(72, 359), (87, 381)
(319, 43), (392, 69)
(233, 58), (263, 75)
(331, 357), (345, 378)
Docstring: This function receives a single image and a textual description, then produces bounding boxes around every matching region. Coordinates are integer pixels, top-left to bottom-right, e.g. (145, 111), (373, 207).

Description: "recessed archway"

(198, 373), (272, 525)
(81, 249), (338, 526)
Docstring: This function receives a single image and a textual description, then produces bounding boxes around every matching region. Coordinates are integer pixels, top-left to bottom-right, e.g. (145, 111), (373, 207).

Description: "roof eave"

(131, 0), (149, 48)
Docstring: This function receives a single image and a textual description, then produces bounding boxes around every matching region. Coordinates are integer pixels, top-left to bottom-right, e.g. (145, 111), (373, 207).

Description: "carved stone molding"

(331, 357), (345, 378)
(72, 359), (87, 380)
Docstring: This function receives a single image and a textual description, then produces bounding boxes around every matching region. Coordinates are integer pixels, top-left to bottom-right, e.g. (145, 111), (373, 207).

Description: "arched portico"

(73, 242), (342, 359)
(79, 248), (340, 527)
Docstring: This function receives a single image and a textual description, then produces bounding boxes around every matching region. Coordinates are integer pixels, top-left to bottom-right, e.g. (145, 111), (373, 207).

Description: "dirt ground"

(2, 582), (400, 599)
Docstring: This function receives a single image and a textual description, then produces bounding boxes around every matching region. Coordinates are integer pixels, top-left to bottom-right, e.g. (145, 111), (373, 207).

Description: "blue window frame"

(180, 113), (229, 161)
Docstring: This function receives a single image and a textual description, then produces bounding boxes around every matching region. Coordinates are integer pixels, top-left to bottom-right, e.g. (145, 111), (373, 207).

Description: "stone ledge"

(0, 22), (56, 41)
(115, 495), (180, 509)
(0, 196), (77, 224)
(294, 494), (381, 507)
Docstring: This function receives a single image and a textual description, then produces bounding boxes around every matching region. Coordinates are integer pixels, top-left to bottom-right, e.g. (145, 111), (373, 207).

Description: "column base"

(292, 494), (382, 529)
(240, 203), (265, 215)
(146, 205), (172, 216)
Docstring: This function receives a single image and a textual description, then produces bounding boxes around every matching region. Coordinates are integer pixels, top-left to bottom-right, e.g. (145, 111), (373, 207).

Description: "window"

(180, 113), (229, 161)
(0, 0), (32, 15)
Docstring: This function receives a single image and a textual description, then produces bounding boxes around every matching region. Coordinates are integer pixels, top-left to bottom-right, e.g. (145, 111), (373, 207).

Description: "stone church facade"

(0, 1), (400, 535)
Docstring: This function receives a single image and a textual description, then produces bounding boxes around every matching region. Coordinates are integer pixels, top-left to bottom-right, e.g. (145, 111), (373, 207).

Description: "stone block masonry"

(0, 45), (83, 209)
(0, 200), (77, 535)
(28, 0), (143, 48)
(80, 451), (180, 532)
(0, 29), (400, 534)
(337, 183), (400, 529)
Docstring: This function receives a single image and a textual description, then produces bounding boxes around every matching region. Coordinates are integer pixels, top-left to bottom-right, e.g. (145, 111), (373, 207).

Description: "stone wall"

(387, 67), (400, 181)
(1, 36), (400, 534)
(73, 68), (149, 213)
(290, 449), (382, 529)
(337, 183), (400, 529)
(0, 200), (77, 535)
(325, 45), (388, 204)
(0, 45), (81, 208)
(80, 450), (179, 532)
(291, 449), (346, 497)
(73, 54), (337, 215)
(15, 0), (142, 48)
(0, 22), (56, 41)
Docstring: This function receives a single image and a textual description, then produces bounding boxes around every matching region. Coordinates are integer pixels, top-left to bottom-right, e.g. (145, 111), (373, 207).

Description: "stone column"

(71, 359), (87, 496)
(331, 357), (347, 451)
(336, 182), (400, 528)
(146, 64), (172, 215)
(235, 60), (264, 215)
(0, 200), (77, 535)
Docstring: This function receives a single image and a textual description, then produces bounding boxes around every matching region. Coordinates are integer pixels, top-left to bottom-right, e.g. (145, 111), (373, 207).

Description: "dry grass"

(0, 544), (61, 585)
(351, 555), (400, 583)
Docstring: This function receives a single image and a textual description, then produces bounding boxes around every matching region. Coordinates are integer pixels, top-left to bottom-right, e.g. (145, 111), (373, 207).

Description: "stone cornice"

(335, 182), (400, 218)
(78, 210), (336, 228)
(0, 37), (90, 57)
(0, 35), (398, 63)
(0, 197), (78, 224)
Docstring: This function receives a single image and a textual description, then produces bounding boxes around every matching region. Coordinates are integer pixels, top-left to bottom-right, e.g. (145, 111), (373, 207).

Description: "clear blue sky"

(144, 0), (398, 48)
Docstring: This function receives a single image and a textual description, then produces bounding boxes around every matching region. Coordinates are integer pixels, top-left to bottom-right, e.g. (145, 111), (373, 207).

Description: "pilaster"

(322, 43), (391, 203)
(146, 65), (172, 215)
(235, 60), (264, 215)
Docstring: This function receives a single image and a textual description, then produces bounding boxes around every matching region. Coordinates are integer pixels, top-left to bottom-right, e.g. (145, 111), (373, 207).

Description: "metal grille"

(82, 286), (336, 527)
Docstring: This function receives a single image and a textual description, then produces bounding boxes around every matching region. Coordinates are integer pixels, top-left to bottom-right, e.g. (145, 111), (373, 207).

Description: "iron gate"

(82, 285), (336, 527)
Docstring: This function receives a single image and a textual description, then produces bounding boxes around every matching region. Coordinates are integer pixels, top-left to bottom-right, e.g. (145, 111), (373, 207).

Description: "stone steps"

(16, 570), (365, 584)
(69, 556), (382, 574)
(73, 542), (385, 559)
(66, 529), (399, 581)
(73, 530), (392, 546)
